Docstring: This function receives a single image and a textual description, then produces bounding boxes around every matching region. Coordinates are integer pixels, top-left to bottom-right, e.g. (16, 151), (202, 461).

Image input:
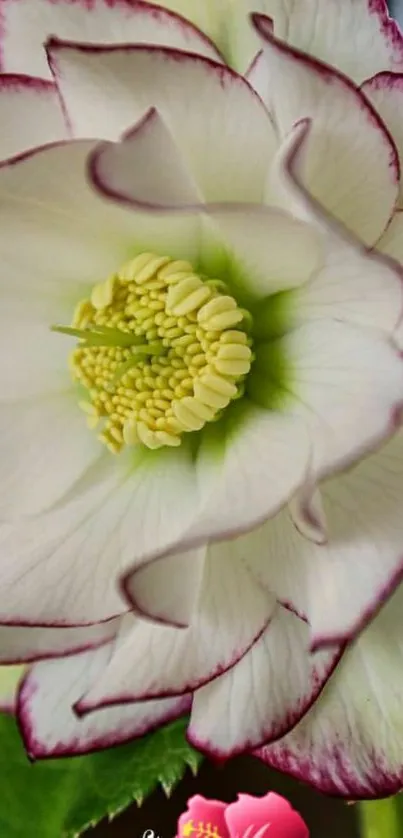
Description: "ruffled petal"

(257, 0), (403, 84)
(0, 619), (119, 664)
(0, 0), (223, 77)
(187, 605), (341, 757)
(253, 18), (399, 245)
(0, 443), (199, 627)
(123, 547), (205, 628)
(17, 644), (190, 758)
(48, 41), (276, 201)
(0, 392), (105, 519)
(257, 581), (403, 797)
(271, 120), (403, 335)
(190, 407), (310, 544)
(0, 75), (67, 161)
(246, 430), (403, 649)
(77, 550), (274, 709)
(264, 318), (403, 480)
(378, 210), (403, 266)
(362, 72), (403, 207)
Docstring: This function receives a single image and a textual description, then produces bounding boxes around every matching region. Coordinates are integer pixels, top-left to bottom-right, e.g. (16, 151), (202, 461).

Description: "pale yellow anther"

(91, 275), (117, 310)
(78, 400), (99, 416)
(137, 422), (162, 449)
(170, 285), (211, 317)
(201, 374), (238, 397)
(181, 397), (215, 422)
(172, 401), (205, 431)
(123, 419), (139, 446)
(64, 251), (252, 453)
(197, 296), (237, 323)
(217, 344), (252, 361)
(154, 431), (181, 447)
(193, 379), (231, 410)
(214, 358), (251, 376)
(220, 330), (249, 345)
(158, 260), (193, 280)
(204, 310), (245, 331)
(166, 276), (203, 312)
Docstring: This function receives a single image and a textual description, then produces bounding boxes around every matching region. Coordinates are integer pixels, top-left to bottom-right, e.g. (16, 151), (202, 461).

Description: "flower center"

(54, 253), (253, 453)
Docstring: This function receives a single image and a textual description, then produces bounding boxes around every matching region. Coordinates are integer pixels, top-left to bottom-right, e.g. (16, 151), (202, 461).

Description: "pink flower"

(177, 793), (309, 838)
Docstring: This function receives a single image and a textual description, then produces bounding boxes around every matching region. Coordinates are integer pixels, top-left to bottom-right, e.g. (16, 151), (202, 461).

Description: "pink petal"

(177, 796), (229, 838)
(225, 793), (309, 838)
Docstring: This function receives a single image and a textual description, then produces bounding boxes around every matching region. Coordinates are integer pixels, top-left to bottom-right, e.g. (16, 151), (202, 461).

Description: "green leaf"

(358, 797), (403, 838)
(0, 713), (202, 838)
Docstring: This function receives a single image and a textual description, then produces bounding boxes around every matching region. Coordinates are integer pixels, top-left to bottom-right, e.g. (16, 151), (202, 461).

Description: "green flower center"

(54, 253), (253, 453)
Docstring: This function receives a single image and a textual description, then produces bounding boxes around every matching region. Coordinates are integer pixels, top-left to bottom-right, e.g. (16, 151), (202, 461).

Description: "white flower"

(0, 0), (403, 797)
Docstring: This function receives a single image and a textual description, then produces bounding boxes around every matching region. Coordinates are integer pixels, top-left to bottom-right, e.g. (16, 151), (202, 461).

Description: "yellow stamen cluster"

(68, 253), (253, 452)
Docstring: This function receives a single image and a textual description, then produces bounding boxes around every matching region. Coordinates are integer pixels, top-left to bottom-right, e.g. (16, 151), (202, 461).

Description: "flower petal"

(0, 445), (199, 627)
(378, 210), (403, 266)
(271, 120), (403, 335)
(246, 430), (403, 649)
(257, 581), (403, 797)
(225, 792), (309, 838)
(187, 606), (341, 757)
(123, 547), (205, 628)
(76, 550), (274, 708)
(189, 407), (311, 544)
(0, 0), (223, 77)
(254, 17), (399, 245)
(0, 619), (119, 664)
(258, 0), (403, 84)
(0, 393), (103, 518)
(0, 75), (67, 161)
(362, 72), (403, 206)
(48, 41), (276, 201)
(273, 318), (403, 480)
(17, 644), (190, 758)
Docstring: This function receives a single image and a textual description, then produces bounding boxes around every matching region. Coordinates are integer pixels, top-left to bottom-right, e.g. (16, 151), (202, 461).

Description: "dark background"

(89, 2), (401, 834)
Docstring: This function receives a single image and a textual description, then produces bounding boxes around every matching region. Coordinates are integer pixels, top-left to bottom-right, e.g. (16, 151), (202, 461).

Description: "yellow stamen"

(56, 253), (253, 452)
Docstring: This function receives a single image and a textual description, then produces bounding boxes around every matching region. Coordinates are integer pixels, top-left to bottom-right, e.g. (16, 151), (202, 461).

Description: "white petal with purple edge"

(17, 644), (190, 758)
(257, 0), (403, 83)
(0, 0), (223, 77)
(77, 550), (274, 708)
(254, 19), (399, 245)
(362, 73), (403, 206)
(48, 42), (276, 201)
(124, 548), (206, 628)
(0, 443), (199, 627)
(258, 581), (403, 797)
(276, 318), (403, 479)
(0, 620), (120, 664)
(188, 606), (342, 757)
(245, 430), (403, 649)
(0, 76), (67, 161)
